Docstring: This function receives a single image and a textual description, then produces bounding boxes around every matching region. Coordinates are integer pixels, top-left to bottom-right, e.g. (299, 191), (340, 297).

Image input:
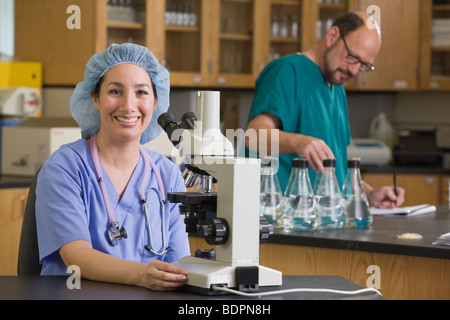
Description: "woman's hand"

(140, 259), (188, 291)
(60, 241), (188, 291)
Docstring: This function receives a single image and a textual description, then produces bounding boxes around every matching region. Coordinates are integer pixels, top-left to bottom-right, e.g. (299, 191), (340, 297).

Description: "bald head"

(333, 12), (381, 57)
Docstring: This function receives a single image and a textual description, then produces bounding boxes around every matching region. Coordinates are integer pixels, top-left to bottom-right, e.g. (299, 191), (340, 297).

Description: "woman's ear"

(91, 90), (99, 110)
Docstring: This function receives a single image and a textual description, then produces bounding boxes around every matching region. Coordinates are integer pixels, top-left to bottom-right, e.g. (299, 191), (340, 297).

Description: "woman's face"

(92, 63), (157, 143)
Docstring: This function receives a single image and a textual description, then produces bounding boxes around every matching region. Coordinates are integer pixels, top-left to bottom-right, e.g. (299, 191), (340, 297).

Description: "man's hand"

(367, 186), (406, 209)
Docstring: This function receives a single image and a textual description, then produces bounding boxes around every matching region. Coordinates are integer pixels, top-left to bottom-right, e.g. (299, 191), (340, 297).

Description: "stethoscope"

(89, 134), (172, 256)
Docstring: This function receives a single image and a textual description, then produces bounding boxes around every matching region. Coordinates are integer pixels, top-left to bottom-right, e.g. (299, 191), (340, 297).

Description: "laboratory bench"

(189, 208), (450, 300)
(258, 207), (450, 300)
(2, 175), (450, 299)
(0, 275), (383, 301)
(0, 175), (32, 189)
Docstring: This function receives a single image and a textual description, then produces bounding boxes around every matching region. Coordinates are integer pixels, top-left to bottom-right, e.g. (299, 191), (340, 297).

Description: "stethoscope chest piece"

(107, 222), (128, 246)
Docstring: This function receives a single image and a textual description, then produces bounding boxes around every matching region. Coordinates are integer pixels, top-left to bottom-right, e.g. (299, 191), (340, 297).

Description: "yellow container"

(0, 62), (42, 89)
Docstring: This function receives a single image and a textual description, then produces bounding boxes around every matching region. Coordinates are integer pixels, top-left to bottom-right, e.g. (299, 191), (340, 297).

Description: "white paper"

(433, 232), (450, 247)
(369, 204), (436, 217)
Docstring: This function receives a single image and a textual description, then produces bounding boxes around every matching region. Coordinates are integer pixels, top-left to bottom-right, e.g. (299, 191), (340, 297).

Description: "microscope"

(158, 91), (282, 295)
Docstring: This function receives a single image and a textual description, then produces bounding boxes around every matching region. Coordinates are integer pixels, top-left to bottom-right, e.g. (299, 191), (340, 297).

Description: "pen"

(393, 169), (398, 207)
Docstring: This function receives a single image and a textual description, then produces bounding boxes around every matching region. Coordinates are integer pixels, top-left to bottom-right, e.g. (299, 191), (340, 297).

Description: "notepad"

(370, 204), (436, 217)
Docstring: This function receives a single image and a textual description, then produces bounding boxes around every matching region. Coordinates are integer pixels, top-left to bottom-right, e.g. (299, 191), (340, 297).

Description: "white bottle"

(369, 112), (395, 149)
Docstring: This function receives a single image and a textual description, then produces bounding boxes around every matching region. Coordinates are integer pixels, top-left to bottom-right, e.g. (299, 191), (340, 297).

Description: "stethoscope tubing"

(89, 134), (171, 256)
(143, 188), (171, 256)
(90, 134), (117, 228)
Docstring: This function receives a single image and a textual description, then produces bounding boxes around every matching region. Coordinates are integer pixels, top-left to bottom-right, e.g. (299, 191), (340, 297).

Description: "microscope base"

(176, 256), (282, 295)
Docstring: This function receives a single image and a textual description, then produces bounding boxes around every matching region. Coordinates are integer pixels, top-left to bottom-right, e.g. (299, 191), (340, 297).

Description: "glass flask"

(342, 159), (372, 228)
(283, 159), (317, 231)
(260, 156), (283, 227)
(316, 159), (346, 229)
(313, 171), (322, 194)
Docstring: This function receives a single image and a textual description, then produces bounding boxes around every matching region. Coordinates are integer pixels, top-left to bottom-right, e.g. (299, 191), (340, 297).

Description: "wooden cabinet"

(15, 0), (101, 86)
(420, 0), (450, 90)
(0, 188), (29, 275)
(362, 173), (440, 206)
(15, 0), (150, 86)
(147, 0), (288, 88)
(350, 0), (421, 91)
(14, 0), (351, 88)
(16, 0), (440, 91)
(147, 0), (209, 87)
(440, 175), (450, 206)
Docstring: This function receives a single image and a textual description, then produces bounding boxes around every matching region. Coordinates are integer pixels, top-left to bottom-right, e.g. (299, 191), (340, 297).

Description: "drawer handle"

(217, 77), (226, 84)
(192, 76), (202, 84)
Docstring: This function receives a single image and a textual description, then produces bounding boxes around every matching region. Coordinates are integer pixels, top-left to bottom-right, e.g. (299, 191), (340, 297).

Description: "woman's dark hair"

(332, 12), (364, 37)
(92, 75), (106, 99)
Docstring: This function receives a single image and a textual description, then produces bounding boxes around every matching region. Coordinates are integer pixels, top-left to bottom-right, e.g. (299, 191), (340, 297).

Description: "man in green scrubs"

(247, 12), (404, 209)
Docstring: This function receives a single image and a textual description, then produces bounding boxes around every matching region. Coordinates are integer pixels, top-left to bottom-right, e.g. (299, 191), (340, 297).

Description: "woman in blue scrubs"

(35, 43), (190, 291)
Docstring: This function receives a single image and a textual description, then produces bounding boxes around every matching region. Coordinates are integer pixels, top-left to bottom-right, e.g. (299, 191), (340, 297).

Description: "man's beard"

(323, 47), (353, 86)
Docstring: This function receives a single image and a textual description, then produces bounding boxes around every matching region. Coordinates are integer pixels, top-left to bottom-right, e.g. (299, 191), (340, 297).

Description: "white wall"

(0, 0), (14, 58)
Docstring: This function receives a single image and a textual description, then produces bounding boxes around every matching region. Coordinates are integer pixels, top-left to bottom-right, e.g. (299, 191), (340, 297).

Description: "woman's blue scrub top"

(35, 139), (190, 275)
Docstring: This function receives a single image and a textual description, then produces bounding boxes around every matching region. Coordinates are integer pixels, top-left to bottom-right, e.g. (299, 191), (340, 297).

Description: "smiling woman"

(35, 43), (191, 292)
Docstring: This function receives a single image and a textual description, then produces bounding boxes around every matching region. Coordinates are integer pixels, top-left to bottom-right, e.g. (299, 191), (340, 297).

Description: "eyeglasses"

(339, 30), (375, 72)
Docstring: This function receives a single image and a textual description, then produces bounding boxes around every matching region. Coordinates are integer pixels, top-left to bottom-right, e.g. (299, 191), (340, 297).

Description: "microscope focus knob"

(205, 218), (229, 245)
(260, 217), (274, 243)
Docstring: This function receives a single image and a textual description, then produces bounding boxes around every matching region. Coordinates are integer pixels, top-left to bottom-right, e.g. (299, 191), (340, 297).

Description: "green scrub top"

(247, 54), (351, 192)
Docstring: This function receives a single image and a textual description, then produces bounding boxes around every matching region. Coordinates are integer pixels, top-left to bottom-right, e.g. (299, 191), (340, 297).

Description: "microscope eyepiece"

(157, 112), (176, 132)
(157, 112), (180, 142)
(181, 112), (197, 130)
(158, 111), (200, 146)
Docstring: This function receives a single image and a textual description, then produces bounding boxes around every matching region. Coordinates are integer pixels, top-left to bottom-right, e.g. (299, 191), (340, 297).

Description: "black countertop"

(0, 275), (384, 300)
(269, 206), (450, 260)
(0, 175), (32, 189)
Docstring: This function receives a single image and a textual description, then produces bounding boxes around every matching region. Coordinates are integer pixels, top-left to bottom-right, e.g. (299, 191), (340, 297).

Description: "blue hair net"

(70, 43), (170, 144)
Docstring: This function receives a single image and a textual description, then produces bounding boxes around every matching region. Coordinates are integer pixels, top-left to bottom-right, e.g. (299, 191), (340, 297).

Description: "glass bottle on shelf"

(260, 156), (284, 227)
(219, 0), (253, 75)
(270, 1), (301, 60)
(164, 0), (202, 75)
(342, 159), (372, 228)
(316, 159), (346, 229)
(283, 159), (317, 231)
(430, 2), (450, 81)
(290, 15), (298, 39)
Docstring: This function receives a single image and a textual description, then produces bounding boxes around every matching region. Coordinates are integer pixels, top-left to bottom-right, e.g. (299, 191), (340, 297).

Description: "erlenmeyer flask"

(260, 156), (283, 227)
(342, 159), (372, 228)
(283, 159), (317, 231)
(316, 159), (346, 229)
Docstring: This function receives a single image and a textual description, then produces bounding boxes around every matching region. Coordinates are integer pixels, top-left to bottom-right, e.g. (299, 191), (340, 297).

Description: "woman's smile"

(115, 116), (140, 124)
